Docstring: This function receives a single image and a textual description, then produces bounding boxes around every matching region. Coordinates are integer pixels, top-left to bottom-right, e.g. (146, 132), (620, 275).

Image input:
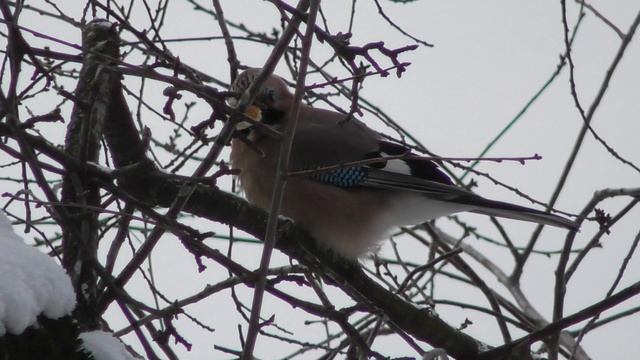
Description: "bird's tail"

(362, 168), (579, 230)
(469, 198), (579, 231)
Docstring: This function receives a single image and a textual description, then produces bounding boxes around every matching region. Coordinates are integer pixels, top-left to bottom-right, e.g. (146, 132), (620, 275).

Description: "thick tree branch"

(61, 19), (121, 330)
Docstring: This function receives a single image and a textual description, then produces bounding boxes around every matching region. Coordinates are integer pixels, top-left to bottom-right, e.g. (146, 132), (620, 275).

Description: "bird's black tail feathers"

(469, 198), (579, 230)
(363, 169), (579, 230)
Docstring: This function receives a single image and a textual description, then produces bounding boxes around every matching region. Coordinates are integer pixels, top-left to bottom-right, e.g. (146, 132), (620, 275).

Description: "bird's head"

(228, 68), (293, 130)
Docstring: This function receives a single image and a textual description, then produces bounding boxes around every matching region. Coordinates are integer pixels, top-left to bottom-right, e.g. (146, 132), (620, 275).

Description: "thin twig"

(570, 228), (640, 359)
(478, 280), (640, 359)
(288, 153), (541, 178)
(242, 1), (316, 358)
(517, 6), (640, 283)
(211, 0), (239, 81)
(576, 0), (625, 39)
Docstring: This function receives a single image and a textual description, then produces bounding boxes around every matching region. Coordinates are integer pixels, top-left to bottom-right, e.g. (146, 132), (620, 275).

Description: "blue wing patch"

(309, 167), (368, 188)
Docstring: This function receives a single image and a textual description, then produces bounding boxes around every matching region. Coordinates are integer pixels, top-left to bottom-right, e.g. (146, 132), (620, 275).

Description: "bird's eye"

(263, 88), (276, 103)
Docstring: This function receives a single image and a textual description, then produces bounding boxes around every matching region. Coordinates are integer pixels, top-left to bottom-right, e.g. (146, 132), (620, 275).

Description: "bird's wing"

(289, 107), (381, 168)
(288, 109), (577, 230)
(290, 106), (453, 185)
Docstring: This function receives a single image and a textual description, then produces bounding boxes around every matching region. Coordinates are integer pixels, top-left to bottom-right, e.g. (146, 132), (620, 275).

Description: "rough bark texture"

(61, 19), (120, 331)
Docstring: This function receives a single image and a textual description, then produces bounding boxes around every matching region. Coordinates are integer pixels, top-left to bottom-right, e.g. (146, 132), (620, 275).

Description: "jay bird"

(229, 69), (577, 258)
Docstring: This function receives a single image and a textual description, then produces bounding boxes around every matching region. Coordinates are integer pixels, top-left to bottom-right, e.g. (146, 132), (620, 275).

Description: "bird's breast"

(230, 138), (278, 208)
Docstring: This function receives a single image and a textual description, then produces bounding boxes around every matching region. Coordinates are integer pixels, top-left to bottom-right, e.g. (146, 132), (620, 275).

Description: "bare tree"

(1, 1), (639, 359)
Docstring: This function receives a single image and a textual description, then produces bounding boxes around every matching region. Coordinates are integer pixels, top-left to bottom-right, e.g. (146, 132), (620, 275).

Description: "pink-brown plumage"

(229, 69), (578, 258)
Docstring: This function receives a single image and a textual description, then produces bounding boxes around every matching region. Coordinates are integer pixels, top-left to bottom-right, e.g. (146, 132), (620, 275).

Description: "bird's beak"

(228, 96), (263, 131)
(235, 104), (262, 130)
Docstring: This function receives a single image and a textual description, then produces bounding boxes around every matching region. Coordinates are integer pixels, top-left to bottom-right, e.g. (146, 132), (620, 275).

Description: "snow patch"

(88, 18), (114, 29)
(0, 212), (76, 335)
(80, 331), (137, 360)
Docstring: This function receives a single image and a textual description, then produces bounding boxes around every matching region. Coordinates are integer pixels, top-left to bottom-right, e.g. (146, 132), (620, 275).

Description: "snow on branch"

(0, 212), (76, 335)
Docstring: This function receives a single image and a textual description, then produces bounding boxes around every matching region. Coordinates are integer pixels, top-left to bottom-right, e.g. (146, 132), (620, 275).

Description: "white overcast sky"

(3, 1), (640, 359)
